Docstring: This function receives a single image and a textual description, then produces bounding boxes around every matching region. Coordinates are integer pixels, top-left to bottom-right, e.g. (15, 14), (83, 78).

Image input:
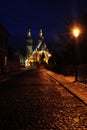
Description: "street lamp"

(72, 27), (80, 81)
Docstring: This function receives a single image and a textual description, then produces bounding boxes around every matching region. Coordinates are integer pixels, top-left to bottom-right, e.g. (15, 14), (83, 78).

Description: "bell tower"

(26, 27), (33, 58)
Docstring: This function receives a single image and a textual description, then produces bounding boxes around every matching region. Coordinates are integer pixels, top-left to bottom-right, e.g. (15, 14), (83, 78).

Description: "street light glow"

(73, 27), (80, 38)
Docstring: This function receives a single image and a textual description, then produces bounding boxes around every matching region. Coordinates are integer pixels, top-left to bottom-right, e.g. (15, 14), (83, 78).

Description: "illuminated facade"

(25, 27), (51, 67)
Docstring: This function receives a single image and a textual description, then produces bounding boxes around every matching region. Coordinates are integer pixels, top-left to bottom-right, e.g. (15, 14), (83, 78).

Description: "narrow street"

(0, 69), (87, 129)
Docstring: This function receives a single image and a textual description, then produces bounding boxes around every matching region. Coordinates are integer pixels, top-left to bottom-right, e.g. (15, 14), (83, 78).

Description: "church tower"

(38, 26), (44, 42)
(26, 27), (33, 58)
(38, 26), (47, 51)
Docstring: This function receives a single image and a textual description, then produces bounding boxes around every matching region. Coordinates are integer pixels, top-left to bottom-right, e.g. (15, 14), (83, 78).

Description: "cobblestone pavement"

(0, 69), (87, 130)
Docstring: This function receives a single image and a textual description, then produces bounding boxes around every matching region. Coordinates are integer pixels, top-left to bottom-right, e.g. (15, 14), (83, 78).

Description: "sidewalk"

(46, 70), (87, 105)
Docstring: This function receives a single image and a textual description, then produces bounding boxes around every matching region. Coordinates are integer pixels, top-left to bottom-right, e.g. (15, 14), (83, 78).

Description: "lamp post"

(72, 27), (80, 81)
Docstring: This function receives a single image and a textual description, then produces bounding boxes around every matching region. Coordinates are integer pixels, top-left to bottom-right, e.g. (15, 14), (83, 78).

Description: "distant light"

(48, 53), (51, 57)
(5, 56), (7, 65)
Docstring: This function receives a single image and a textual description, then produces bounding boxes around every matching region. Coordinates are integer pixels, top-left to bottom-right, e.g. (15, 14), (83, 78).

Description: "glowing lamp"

(72, 27), (80, 38)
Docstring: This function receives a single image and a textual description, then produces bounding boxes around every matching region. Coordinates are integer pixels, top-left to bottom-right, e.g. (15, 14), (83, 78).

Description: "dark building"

(0, 24), (9, 74)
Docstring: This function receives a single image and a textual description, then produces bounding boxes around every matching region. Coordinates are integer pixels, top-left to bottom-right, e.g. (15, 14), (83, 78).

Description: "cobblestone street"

(0, 69), (87, 129)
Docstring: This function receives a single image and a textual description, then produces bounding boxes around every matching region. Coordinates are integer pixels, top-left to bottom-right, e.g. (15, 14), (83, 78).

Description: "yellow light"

(25, 59), (28, 67)
(5, 56), (7, 65)
(72, 27), (80, 38)
(48, 53), (51, 57)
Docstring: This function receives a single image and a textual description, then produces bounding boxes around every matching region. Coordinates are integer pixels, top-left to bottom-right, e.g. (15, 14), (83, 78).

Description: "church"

(25, 27), (51, 67)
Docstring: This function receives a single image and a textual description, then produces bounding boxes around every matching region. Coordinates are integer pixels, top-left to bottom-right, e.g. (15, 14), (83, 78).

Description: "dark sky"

(0, 0), (87, 50)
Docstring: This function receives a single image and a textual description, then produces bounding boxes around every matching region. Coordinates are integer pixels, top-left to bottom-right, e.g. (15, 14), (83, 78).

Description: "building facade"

(0, 24), (9, 74)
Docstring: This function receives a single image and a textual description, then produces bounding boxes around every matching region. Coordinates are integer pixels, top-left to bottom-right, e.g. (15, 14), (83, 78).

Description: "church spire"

(27, 27), (32, 39)
(39, 26), (44, 41)
(26, 27), (32, 45)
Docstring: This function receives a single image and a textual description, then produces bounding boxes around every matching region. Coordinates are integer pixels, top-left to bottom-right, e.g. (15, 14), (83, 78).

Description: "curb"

(46, 70), (87, 106)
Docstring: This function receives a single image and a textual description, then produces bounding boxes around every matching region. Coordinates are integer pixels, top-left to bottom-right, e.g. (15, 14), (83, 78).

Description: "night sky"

(0, 0), (87, 50)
